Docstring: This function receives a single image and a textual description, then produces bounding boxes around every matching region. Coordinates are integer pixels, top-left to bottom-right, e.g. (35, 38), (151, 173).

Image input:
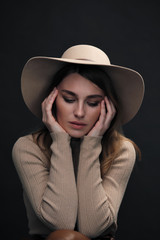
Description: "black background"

(1, 0), (160, 239)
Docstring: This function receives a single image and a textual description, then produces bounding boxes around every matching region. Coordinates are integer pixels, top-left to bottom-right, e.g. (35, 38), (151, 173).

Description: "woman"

(12, 45), (145, 240)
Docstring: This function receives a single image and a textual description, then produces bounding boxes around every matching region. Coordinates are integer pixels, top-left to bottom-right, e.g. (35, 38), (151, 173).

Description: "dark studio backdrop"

(1, 0), (159, 239)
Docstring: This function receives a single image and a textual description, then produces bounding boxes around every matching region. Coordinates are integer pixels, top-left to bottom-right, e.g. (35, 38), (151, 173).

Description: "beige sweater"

(12, 132), (136, 238)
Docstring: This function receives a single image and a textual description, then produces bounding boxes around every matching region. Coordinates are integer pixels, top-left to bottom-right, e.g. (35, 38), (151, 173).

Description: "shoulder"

(12, 134), (36, 153)
(120, 139), (136, 158)
(12, 134), (49, 167)
(112, 139), (136, 170)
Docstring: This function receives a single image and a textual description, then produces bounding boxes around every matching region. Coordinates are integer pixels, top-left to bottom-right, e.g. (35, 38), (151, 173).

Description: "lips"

(70, 121), (86, 125)
(69, 121), (87, 130)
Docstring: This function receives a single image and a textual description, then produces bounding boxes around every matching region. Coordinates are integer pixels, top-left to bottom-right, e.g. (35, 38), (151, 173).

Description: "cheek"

(88, 107), (101, 123)
(55, 97), (71, 122)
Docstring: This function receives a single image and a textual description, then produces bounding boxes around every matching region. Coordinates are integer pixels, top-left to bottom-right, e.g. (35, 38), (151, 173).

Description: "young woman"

(12, 45), (144, 240)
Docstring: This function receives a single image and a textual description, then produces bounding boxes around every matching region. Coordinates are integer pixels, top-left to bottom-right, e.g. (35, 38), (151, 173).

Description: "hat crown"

(61, 44), (111, 65)
(21, 44), (144, 124)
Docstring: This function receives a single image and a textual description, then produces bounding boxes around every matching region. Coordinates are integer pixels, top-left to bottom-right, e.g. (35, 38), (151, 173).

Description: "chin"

(68, 130), (86, 138)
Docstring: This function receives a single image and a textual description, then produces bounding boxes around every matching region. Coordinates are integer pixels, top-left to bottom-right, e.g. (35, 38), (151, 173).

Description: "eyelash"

(63, 97), (75, 103)
(63, 97), (100, 107)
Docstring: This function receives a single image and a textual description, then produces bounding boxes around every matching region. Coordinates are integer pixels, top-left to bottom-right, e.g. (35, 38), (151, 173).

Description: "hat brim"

(21, 56), (145, 124)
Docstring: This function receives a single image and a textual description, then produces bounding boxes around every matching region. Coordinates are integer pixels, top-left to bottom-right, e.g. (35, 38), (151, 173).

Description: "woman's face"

(56, 73), (105, 138)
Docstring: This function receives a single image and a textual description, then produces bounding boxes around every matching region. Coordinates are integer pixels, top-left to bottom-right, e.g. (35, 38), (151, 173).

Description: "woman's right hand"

(41, 87), (66, 133)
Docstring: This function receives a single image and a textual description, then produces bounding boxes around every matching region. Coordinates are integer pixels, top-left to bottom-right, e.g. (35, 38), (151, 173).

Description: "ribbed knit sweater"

(12, 132), (136, 238)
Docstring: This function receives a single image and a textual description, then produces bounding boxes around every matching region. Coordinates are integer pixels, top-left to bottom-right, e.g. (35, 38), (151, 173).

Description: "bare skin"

(42, 73), (116, 137)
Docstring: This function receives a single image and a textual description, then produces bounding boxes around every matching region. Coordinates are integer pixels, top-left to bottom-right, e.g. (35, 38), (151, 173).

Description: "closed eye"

(87, 101), (100, 107)
(62, 94), (101, 107)
(63, 96), (75, 103)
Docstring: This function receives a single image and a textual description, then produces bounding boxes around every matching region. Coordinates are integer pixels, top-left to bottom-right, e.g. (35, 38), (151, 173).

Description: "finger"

(109, 98), (116, 114)
(109, 99), (116, 119)
(42, 88), (58, 114)
(42, 88), (58, 124)
(103, 97), (116, 129)
(104, 96), (111, 113)
(46, 88), (58, 111)
(98, 100), (107, 125)
(42, 87), (56, 107)
(104, 97), (116, 118)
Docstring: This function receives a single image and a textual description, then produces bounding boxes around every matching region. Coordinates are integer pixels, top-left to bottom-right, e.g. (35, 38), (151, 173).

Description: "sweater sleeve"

(77, 136), (136, 238)
(12, 132), (78, 230)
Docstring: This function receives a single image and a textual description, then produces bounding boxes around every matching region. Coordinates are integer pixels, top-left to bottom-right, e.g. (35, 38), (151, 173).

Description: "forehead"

(57, 73), (104, 95)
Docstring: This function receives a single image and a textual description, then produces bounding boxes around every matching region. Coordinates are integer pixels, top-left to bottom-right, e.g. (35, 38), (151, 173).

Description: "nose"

(74, 102), (85, 118)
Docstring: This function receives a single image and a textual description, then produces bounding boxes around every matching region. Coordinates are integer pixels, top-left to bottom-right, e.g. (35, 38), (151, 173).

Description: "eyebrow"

(61, 90), (103, 99)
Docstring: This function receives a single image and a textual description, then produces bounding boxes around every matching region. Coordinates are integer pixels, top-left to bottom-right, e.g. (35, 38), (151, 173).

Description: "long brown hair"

(32, 64), (140, 177)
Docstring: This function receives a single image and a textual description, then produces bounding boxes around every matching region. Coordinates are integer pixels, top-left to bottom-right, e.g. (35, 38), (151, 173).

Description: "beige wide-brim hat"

(21, 44), (145, 124)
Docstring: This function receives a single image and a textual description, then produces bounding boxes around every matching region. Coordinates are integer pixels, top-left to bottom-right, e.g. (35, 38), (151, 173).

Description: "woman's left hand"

(87, 96), (116, 137)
